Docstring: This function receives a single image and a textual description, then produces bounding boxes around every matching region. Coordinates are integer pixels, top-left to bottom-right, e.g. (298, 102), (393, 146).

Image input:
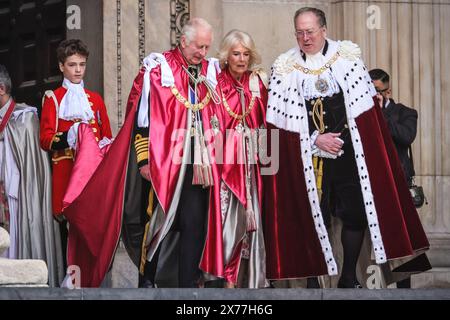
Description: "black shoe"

(307, 277), (321, 288)
(139, 279), (155, 288)
(204, 279), (225, 288)
(337, 279), (363, 288)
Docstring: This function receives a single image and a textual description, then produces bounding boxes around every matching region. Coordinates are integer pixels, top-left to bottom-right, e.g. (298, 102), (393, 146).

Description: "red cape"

(63, 49), (226, 286)
(264, 101), (429, 280)
(147, 49), (224, 278)
(63, 70), (143, 287)
(218, 69), (267, 209)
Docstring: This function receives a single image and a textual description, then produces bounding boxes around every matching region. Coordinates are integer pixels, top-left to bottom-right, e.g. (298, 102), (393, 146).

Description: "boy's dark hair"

(369, 68), (390, 84)
(294, 7), (327, 28)
(56, 39), (89, 64)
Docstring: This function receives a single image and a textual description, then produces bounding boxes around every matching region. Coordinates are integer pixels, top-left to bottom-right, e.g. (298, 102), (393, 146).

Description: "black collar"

(300, 40), (328, 62)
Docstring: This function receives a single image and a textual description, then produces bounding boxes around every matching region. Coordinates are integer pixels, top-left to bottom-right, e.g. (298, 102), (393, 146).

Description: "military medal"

(315, 76), (329, 94)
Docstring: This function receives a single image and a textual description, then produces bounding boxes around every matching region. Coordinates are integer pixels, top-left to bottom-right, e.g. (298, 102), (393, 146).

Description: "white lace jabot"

(59, 78), (94, 121)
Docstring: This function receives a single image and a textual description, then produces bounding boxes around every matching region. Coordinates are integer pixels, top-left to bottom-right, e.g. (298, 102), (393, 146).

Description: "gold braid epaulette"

(135, 134), (149, 164)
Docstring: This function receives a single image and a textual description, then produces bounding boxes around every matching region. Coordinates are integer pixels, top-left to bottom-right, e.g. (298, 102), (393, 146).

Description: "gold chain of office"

(222, 95), (256, 122)
(294, 51), (340, 75)
(171, 86), (211, 112)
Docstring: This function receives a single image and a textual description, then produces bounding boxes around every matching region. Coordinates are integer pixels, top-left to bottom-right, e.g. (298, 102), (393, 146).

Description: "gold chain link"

(222, 95), (256, 122)
(171, 86), (211, 112)
(294, 51), (340, 75)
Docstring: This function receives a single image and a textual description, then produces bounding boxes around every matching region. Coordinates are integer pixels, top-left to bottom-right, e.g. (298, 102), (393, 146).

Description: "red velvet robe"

(219, 69), (267, 213)
(264, 99), (430, 280)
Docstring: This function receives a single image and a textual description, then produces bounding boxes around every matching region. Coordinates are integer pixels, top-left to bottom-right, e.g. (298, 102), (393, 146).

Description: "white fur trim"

(338, 40), (362, 61)
(297, 105), (338, 276)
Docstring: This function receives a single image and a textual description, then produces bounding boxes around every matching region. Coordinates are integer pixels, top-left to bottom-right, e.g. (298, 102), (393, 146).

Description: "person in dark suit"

(369, 68), (418, 288)
(369, 69), (417, 186)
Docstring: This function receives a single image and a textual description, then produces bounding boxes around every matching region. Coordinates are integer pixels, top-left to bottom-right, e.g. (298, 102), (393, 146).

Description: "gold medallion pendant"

(235, 122), (244, 134)
(315, 77), (329, 94)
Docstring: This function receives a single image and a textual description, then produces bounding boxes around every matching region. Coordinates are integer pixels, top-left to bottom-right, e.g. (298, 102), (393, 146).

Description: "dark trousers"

(172, 164), (209, 287)
(143, 164), (208, 288)
(321, 145), (367, 231)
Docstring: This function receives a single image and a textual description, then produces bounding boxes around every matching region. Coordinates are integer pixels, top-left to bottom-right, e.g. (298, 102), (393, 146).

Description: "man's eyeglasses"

(294, 27), (323, 38)
(375, 87), (389, 94)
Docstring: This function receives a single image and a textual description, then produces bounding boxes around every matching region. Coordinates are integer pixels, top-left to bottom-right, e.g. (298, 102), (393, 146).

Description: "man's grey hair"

(294, 7), (327, 28)
(181, 17), (213, 45)
(0, 64), (12, 94)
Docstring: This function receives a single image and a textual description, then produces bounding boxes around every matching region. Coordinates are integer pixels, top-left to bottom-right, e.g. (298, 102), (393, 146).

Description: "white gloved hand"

(67, 122), (82, 150)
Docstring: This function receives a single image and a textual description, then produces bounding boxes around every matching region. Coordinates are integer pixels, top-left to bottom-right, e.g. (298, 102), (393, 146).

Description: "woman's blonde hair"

(218, 29), (261, 71)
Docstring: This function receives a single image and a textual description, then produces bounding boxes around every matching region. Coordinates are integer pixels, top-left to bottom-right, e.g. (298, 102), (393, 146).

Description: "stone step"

(0, 287), (450, 300)
(108, 244), (450, 289)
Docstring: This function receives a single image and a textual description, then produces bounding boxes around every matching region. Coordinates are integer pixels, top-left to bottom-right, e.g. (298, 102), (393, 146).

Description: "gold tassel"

(192, 129), (204, 185)
(246, 206), (257, 233)
(245, 170), (257, 233)
(243, 129), (256, 233)
(200, 135), (213, 187)
(313, 156), (324, 201)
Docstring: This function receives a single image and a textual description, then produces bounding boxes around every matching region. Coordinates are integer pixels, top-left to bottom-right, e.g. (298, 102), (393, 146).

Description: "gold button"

(311, 100), (315, 105)
(89, 102), (93, 106)
(95, 137), (99, 142)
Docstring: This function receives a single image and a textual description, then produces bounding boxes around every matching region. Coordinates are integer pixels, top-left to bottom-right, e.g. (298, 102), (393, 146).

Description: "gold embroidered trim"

(134, 135), (149, 163)
(51, 148), (74, 162)
(137, 152), (149, 163)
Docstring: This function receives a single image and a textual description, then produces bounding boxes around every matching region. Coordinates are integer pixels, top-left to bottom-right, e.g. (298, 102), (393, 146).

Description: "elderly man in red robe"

(264, 7), (430, 288)
(129, 17), (225, 288)
(62, 18), (225, 288)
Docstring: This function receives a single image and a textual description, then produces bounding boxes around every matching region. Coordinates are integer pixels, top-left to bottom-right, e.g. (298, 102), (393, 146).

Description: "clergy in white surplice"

(0, 64), (64, 287)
